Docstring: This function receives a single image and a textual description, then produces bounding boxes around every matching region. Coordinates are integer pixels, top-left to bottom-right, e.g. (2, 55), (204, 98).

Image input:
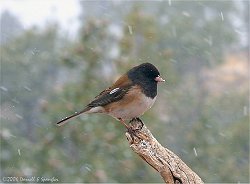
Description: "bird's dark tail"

(56, 107), (90, 126)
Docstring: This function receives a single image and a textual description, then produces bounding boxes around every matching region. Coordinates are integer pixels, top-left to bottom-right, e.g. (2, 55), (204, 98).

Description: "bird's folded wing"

(87, 85), (131, 108)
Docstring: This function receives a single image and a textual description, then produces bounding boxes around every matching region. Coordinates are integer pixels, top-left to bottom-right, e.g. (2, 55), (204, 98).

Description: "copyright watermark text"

(2, 176), (59, 183)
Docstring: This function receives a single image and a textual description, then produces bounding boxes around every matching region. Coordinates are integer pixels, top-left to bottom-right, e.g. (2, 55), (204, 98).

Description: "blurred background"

(0, 0), (249, 183)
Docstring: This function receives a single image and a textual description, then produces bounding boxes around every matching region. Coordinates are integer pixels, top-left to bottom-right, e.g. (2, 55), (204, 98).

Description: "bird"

(56, 62), (165, 128)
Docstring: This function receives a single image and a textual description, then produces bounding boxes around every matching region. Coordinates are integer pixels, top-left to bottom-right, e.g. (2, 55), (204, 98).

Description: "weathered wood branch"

(125, 118), (204, 184)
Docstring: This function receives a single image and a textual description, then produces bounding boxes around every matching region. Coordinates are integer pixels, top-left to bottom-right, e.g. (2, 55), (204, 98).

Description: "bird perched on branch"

(56, 63), (165, 128)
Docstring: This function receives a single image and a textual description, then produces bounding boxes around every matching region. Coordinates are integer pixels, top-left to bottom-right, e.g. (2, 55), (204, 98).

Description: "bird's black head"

(127, 63), (165, 98)
(128, 63), (164, 83)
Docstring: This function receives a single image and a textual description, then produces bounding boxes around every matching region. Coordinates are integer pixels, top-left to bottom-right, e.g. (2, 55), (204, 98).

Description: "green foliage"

(1, 1), (248, 183)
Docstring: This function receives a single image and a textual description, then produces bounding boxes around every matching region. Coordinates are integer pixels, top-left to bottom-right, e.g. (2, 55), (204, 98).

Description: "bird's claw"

(126, 118), (144, 142)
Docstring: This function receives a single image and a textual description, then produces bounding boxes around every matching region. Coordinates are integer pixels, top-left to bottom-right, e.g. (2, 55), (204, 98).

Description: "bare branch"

(125, 118), (204, 184)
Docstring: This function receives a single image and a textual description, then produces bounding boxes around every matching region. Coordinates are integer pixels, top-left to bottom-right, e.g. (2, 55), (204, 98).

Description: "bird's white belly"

(108, 95), (156, 120)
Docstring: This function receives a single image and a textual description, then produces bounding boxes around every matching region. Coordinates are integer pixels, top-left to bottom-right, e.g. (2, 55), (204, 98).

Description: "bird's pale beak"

(155, 75), (165, 82)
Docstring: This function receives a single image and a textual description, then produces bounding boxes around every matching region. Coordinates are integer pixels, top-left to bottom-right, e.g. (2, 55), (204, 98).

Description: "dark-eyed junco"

(56, 63), (165, 128)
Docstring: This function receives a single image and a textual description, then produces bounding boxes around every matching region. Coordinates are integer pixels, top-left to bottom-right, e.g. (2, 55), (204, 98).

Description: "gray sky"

(0, 0), (81, 36)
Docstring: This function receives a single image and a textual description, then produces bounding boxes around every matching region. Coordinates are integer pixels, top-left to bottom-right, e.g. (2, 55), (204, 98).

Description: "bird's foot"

(119, 118), (143, 142)
(130, 117), (144, 130)
(126, 118), (144, 142)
